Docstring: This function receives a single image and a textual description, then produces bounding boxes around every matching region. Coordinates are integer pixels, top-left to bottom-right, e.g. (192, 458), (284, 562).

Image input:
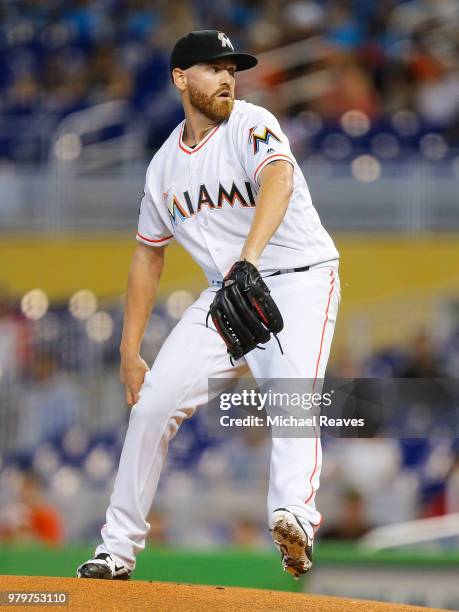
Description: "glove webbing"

(206, 300), (284, 365)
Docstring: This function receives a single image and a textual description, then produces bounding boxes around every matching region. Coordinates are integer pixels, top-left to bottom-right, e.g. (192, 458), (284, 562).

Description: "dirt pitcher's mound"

(0, 575), (447, 611)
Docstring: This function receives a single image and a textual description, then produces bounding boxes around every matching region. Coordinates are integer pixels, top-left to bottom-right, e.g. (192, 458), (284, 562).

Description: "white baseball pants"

(96, 260), (340, 569)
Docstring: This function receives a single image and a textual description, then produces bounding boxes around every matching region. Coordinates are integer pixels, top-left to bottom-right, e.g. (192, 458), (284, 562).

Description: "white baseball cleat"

(271, 508), (313, 579)
(77, 552), (131, 580)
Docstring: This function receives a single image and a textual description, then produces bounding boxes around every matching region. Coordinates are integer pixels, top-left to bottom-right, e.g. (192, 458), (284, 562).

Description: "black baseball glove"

(206, 260), (284, 362)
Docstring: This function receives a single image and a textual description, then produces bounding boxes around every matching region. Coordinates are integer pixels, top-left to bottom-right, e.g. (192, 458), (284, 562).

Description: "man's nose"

(220, 70), (232, 85)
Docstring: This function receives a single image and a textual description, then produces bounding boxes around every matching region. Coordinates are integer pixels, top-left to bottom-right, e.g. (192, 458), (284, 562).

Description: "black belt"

(210, 264), (310, 287)
(266, 265), (310, 277)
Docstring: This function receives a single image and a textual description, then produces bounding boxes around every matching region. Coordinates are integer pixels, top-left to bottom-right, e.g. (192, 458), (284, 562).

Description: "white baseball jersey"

(137, 99), (339, 281)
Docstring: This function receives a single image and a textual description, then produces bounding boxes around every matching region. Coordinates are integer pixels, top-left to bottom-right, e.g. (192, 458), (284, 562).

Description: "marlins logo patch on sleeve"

(249, 126), (281, 154)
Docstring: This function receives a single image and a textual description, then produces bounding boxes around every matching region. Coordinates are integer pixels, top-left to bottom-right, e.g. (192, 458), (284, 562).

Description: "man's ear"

(172, 68), (187, 92)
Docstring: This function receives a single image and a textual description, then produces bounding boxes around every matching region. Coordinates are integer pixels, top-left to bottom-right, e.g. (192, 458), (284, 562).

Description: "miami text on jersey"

(166, 180), (256, 224)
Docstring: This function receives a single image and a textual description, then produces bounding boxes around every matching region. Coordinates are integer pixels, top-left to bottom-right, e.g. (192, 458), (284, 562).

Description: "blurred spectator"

(329, 438), (401, 496)
(197, 425), (270, 493)
(418, 439), (455, 518)
(0, 469), (63, 545)
(312, 52), (380, 119)
(442, 325), (459, 378)
(387, 0), (459, 40)
(4, 75), (41, 115)
(86, 43), (133, 103)
(445, 452), (459, 515)
(283, 1), (325, 40)
(16, 352), (82, 454)
(325, 1), (363, 50)
(320, 488), (371, 540)
(396, 330), (446, 378)
(146, 508), (170, 547)
(119, 0), (161, 42)
(327, 348), (363, 378)
(228, 515), (267, 549)
(0, 287), (31, 381)
(61, 0), (108, 45)
(416, 61), (459, 128)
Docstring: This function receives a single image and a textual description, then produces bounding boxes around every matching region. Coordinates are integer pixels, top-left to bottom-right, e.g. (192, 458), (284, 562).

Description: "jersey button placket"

(190, 147), (221, 273)
(191, 151), (207, 227)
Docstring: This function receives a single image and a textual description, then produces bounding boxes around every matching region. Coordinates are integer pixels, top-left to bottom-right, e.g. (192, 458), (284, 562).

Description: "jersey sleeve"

(136, 161), (174, 247)
(240, 108), (295, 186)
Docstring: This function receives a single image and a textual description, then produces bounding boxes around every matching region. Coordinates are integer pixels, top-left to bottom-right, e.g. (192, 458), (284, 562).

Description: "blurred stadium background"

(1, 0), (459, 609)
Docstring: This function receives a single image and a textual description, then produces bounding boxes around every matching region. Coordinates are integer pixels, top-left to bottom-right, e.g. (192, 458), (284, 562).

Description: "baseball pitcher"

(77, 30), (340, 581)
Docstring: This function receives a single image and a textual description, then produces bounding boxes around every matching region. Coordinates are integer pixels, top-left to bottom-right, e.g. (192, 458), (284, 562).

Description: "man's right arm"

(119, 242), (166, 407)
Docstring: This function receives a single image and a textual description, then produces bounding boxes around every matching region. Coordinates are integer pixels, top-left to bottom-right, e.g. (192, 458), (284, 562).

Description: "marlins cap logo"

(218, 32), (234, 50)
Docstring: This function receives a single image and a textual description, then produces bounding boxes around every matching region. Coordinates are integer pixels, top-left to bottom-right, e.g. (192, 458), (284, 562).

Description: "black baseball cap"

(170, 30), (258, 73)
